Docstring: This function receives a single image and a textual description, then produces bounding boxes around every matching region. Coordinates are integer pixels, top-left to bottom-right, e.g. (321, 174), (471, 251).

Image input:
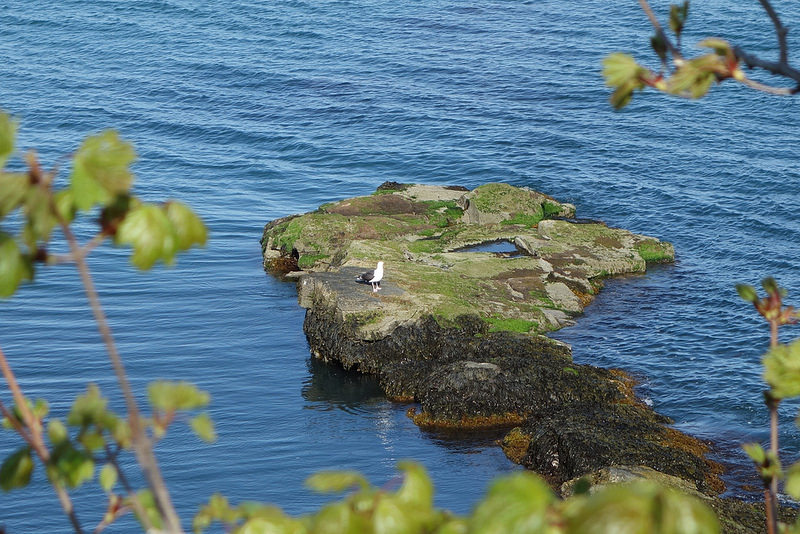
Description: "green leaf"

(306, 471), (369, 493)
(0, 173), (28, 219)
(78, 429), (106, 452)
(309, 501), (366, 534)
(54, 189), (77, 223)
(763, 339), (800, 399)
(602, 54), (649, 109)
(743, 443), (766, 464)
(33, 398), (49, 419)
(786, 462), (800, 500)
(0, 447), (33, 491)
(148, 380), (210, 413)
(48, 419), (69, 445)
(100, 463), (117, 493)
(48, 441), (95, 488)
(67, 383), (109, 427)
(23, 185), (57, 246)
(742, 444), (781, 485)
(372, 496), (415, 534)
(650, 33), (668, 64)
(194, 493), (237, 533)
(436, 519), (469, 534)
(0, 111), (17, 169)
(165, 201), (207, 251)
(147, 380), (211, 412)
(762, 277), (780, 296)
(698, 38), (732, 58)
(471, 471), (555, 533)
(110, 419), (132, 449)
(566, 480), (718, 534)
(115, 204), (177, 269)
(190, 413), (217, 443)
(131, 489), (164, 531)
(234, 506), (307, 534)
(735, 284), (758, 303)
(238, 516), (307, 534)
(603, 53), (646, 88)
(668, 56), (721, 99)
(70, 130), (135, 211)
(669, 1), (689, 36)
(395, 461), (433, 510)
(0, 232), (29, 298)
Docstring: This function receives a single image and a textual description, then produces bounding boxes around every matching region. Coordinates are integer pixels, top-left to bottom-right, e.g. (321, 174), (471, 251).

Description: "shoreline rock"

(261, 182), (724, 497)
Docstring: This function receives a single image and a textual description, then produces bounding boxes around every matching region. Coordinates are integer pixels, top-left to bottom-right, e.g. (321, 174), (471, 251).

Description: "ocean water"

(1, 0), (799, 531)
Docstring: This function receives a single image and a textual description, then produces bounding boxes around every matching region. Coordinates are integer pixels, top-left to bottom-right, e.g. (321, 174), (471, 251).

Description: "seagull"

(356, 261), (384, 292)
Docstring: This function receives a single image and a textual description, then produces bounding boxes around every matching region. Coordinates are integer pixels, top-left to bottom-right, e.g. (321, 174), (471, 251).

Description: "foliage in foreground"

(195, 461), (719, 534)
(603, 1), (800, 109)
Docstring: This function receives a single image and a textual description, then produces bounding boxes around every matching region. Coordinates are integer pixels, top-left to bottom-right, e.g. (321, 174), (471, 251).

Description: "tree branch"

(734, 46), (800, 92)
(757, 0), (789, 64)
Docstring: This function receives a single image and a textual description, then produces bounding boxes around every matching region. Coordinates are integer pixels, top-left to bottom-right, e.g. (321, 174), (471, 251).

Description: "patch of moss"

(274, 218), (304, 251)
(486, 316), (536, 333)
(542, 200), (563, 217)
(297, 254), (329, 269)
(635, 240), (674, 263)
(501, 210), (544, 227)
(423, 200), (464, 228)
(407, 239), (444, 254)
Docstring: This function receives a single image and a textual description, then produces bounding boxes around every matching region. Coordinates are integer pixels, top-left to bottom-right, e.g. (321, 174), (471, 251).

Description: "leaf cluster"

(0, 381), (215, 530)
(603, 2), (747, 109)
(194, 462), (719, 534)
(0, 109), (207, 297)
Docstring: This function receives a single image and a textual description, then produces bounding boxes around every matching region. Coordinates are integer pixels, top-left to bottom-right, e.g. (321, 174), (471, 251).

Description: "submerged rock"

(261, 183), (723, 495)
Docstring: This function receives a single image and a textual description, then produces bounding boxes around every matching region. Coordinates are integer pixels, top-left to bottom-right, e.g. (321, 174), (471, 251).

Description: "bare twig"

(46, 233), (109, 265)
(0, 347), (42, 446)
(766, 322), (780, 534)
(738, 75), (798, 95)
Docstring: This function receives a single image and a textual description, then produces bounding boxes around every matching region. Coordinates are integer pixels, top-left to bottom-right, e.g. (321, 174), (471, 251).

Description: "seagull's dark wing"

(356, 269), (375, 282)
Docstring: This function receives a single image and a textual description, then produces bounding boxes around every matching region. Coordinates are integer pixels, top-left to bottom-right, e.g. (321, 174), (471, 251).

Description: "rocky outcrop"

(261, 183), (721, 496)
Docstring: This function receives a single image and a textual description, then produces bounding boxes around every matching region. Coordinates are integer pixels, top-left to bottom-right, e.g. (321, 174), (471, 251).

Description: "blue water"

(1, 0), (800, 531)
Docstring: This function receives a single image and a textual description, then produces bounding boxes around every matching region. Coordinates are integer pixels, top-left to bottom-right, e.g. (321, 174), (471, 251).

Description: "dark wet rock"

(520, 404), (721, 494)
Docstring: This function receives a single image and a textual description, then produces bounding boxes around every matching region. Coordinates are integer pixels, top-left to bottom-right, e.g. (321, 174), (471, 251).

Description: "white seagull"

(356, 261), (384, 292)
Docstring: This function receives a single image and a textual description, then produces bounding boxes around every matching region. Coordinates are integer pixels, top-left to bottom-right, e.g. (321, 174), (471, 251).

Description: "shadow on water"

(302, 356), (518, 455)
(302, 357), (386, 413)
